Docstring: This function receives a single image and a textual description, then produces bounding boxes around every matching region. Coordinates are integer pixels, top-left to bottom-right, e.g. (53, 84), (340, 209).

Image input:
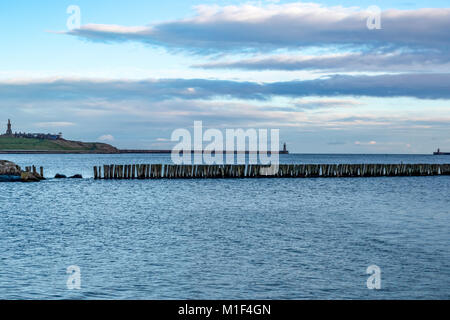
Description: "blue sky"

(0, 0), (449, 153)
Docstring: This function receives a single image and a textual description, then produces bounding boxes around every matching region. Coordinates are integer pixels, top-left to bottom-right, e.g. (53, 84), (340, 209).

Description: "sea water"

(0, 154), (449, 299)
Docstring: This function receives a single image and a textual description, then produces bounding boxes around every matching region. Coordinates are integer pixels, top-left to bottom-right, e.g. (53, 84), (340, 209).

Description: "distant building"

(5, 119), (12, 136)
(2, 119), (62, 140)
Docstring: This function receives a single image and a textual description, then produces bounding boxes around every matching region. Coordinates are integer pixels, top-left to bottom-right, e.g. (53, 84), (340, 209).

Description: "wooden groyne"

(24, 165), (44, 177)
(93, 163), (450, 180)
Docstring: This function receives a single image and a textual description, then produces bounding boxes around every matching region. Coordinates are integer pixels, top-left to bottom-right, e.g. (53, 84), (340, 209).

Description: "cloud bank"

(2, 74), (450, 100)
(63, 3), (450, 74)
(194, 52), (450, 72)
(66, 4), (450, 53)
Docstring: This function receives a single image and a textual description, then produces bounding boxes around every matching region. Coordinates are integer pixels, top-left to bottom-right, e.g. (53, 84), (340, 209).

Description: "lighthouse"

(281, 142), (289, 154)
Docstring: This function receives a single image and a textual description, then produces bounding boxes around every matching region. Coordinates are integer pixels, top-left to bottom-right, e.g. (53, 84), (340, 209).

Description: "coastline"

(0, 150), (120, 154)
(0, 150), (290, 155)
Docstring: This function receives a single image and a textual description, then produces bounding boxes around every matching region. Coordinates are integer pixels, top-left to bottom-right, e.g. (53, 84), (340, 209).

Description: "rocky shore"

(0, 160), (44, 182)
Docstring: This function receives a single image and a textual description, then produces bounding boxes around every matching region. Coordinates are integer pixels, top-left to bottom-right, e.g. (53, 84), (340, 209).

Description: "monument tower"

(6, 119), (12, 135)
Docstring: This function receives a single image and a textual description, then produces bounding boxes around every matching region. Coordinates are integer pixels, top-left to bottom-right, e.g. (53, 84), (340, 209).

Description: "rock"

(54, 174), (67, 179)
(0, 160), (22, 182)
(0, 160), (22, 175)
(69, 174), (83, 179)
(1, 160), (45, 182)
(21, 171), (41, 182)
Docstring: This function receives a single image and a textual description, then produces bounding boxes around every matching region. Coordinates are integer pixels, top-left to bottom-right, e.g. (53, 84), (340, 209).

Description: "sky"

(0, 0), (449, 153)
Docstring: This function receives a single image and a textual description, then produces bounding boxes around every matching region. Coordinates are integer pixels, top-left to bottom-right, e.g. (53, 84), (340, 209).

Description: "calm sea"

(0, 154), (449, 299)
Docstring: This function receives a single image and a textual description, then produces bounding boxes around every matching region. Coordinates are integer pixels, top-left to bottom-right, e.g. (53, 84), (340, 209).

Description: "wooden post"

(94, 166), (98, 179)
(142, 165), (146, 179)
(40, 166), (44, 178)
(189, 165), (193, 178)
(150, 165), (155, 179)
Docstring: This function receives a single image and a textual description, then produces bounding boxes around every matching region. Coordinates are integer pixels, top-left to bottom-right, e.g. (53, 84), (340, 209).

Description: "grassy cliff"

(0, 136), (119, 153)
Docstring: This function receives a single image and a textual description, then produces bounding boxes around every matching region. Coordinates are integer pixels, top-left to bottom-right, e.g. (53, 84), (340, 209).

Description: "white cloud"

(98, 134), (115, 142)
(355, 140), (377, 145)
(35, 122), (75, 128)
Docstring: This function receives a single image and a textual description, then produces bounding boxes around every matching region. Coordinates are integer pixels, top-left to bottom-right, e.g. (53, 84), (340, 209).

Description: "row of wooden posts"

(24, 165), (44, 177)
(94, 163), (450, 180)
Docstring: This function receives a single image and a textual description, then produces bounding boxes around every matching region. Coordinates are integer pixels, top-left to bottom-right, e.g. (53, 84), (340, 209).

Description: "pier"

(93, 163), (450, 180)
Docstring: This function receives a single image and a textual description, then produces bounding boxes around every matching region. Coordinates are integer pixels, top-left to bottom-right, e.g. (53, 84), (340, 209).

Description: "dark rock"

(21, 172), (41, 182)
(0, 160), (22, 175)
(69, 174), (83, 179)
(54, 174), (67, 179)
(0, 160), (22, 182)
(1, 160), (45, 182)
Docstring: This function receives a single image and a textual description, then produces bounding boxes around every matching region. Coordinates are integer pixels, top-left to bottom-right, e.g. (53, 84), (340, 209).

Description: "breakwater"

(119, 150), (289, 154)
(93, 163), (450, 179)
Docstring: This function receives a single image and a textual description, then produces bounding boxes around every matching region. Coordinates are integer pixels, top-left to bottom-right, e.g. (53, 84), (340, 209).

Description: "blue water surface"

(0, 154), (449, 299)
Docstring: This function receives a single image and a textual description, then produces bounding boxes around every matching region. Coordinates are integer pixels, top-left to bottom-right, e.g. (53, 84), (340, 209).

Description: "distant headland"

(0, 119), (119, 154)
